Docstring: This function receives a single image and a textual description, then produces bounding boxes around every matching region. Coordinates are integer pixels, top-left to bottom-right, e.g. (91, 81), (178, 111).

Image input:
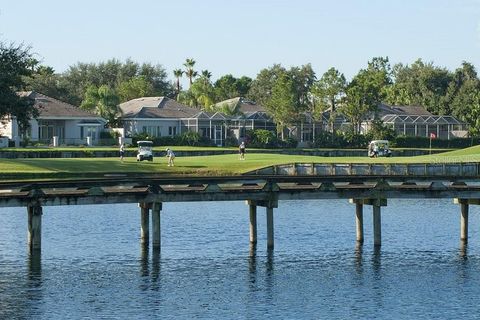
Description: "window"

(142, 126), (161, 137)
(168, 126), (177, 136)
(81, 126), (97, 140)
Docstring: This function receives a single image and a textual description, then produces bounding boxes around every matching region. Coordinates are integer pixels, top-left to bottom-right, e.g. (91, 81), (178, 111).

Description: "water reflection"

(354, 243), (363, 274)
(459, 241), (468, 261)
(138, 245), (161, 291)
(140, 244), (149, 277)
(27, 250), (42, 285)
(26, 249), (43, 318)
(151, 247), (160, 283)
(371, 246), (382, 277)
(248, 244), (257, 274)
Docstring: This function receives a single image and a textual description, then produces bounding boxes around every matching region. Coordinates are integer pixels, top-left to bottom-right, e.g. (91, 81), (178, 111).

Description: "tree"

(183, 58), (198, 86)
(311, 67), (346, 132)
(342, 70), (385, 134)
(0, 42), (38, 135)
(117, 76), (154, 102)
(173, 69), (183, 98)
(446, 62), (480, 135)
(289, 64), (316, 108)
(264, 73), (303, 139)
(23, 65), (71, 102)
(385, 59), (452, 114)
(214, 74), (239, 101)
(247, 64), (287, 107)
(235, 76), (252, 97)
(214, 74), (253, 102)
(188, 72), (215, 110)
(61, 59), (172, 105)
(80, 85), (120, 126)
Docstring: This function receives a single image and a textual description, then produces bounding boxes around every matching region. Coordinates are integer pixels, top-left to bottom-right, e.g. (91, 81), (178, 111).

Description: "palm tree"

(183, 58), (197, 86)
(173, 69), (183, 99)
(200, 70), (212, 86)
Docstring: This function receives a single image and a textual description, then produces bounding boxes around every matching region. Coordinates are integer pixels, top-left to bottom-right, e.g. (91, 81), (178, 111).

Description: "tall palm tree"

(200, 70), (212, 86)
(173, 69), (183, 99)
(183, 58), (197, 86)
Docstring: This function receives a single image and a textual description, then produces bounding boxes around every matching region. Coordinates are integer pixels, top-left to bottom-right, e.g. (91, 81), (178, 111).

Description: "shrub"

(224, 135), (238, 147)
(246, 129), (279, 148)
(392, 136), (480, 148)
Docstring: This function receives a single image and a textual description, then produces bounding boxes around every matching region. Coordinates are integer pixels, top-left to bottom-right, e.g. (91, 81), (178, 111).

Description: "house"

(0, 91), (106, 146)
(119, 96), (231, 145)
(362, 104), (468, 139)
(213, 97), (276, 141)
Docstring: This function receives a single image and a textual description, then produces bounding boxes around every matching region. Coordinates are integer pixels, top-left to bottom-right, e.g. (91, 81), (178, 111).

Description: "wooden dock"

(1, 162), (479, 253)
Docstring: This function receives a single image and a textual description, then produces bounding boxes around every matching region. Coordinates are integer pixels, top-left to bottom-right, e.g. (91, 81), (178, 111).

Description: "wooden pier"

(1, 162), (480, 253)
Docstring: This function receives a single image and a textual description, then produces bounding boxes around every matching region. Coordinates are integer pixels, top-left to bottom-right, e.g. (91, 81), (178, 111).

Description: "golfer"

(166, 148), (175, 166)
(239, 141), (246, 160)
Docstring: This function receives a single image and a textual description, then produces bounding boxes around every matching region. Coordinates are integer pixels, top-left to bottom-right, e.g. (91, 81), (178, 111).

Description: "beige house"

(0, 92), (106, 146)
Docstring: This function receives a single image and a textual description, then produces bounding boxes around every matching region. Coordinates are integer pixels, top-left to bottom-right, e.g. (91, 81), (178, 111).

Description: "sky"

(1, 0), (480, 84)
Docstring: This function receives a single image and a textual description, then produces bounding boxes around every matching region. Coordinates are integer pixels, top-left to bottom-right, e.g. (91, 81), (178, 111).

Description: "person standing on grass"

(119, 144), (125, 161)
(166, 148), (175, 166)
(239, 141), (246, 160)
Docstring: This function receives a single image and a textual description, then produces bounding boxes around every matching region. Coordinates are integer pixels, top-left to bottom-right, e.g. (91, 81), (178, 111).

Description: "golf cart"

(136, 140), (154, 161)
(368, 140), (392, 158)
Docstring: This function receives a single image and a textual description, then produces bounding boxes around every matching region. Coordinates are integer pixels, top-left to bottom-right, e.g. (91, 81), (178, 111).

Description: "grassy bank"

(0, 145), (479, 181)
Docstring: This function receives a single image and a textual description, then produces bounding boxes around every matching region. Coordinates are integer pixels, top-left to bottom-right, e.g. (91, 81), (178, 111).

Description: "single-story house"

(213, 97), (276, 141)
(119, 97), (231, 146)
(362, 104), (468, 139)
(0, 91), (106, 146)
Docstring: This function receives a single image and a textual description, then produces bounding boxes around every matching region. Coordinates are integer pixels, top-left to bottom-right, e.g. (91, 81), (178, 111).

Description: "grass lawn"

(0, 146), (479, 180)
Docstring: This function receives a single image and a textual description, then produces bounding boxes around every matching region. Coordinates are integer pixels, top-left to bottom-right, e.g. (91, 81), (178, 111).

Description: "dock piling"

(27, 204), (42, 251)
(355, 202), (364, 244)
(139, 203), (151, 245)
(373, 204), (381, 247)
(247, 200), (257, 244)
(152, 202), (162, 249)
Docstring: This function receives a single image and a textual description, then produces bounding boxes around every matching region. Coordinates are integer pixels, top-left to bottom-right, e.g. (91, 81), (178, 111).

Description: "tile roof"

(19, 91), (102, 119)
(119, 97), (200, 119)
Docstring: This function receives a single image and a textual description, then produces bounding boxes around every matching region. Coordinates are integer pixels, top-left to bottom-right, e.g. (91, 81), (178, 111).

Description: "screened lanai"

(382, 114), (468, 139)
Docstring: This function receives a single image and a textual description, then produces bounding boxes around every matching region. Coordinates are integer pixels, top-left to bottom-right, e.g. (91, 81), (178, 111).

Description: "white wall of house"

(29, 119), (39, 140)
(0, 117), (15, 138)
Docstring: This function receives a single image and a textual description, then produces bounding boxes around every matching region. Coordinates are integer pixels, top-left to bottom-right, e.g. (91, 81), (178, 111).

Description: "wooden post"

(460, 201), (469, 243)
(266, 205), (274, 249)
(248, 201), (257, 244)
(139, 203), (150, 245)
(27, 204), (42, 251)
(152, 202), (162, 249)
(355, 202), (364, 244)
(373, 204), (381, 246)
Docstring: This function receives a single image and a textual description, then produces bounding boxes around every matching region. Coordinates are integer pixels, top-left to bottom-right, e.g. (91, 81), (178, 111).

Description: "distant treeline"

(3, 39), (480, 137)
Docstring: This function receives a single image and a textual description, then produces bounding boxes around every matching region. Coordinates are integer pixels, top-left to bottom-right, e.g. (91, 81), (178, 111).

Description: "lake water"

(1, 199), (480, 319)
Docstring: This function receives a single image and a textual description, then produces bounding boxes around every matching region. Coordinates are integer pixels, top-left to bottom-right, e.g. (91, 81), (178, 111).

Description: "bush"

(280, 136), (298, 148)
(180, 131), (213, 146)
(312, 131), (346, 148)
(246, 129), (280, 148)
(224, 135), (238, 147)
(392, 136), (480, 148)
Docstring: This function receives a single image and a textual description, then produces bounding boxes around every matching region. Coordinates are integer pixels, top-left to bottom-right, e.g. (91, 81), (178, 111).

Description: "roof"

(19, 91), (102, 119)
(377, 104), (433, 116)
(214, 97), (267, 114)
(378, 104), (465, 125)
(119, 97), (200, 119)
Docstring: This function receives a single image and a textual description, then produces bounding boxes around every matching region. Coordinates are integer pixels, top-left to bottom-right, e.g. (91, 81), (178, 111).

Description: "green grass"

(1, 145), (480, 181)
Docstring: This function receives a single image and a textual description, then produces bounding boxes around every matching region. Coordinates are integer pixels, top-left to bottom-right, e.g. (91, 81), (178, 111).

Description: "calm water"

(1, 199), (480, 319)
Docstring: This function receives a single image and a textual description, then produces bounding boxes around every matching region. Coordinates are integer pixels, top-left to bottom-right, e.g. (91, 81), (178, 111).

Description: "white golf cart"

(136, 140), (154, 161)
(368, 140), (392, 158)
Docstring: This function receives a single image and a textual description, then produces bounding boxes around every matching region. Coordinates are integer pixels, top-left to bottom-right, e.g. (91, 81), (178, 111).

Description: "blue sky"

(1, 0), (479, 83)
